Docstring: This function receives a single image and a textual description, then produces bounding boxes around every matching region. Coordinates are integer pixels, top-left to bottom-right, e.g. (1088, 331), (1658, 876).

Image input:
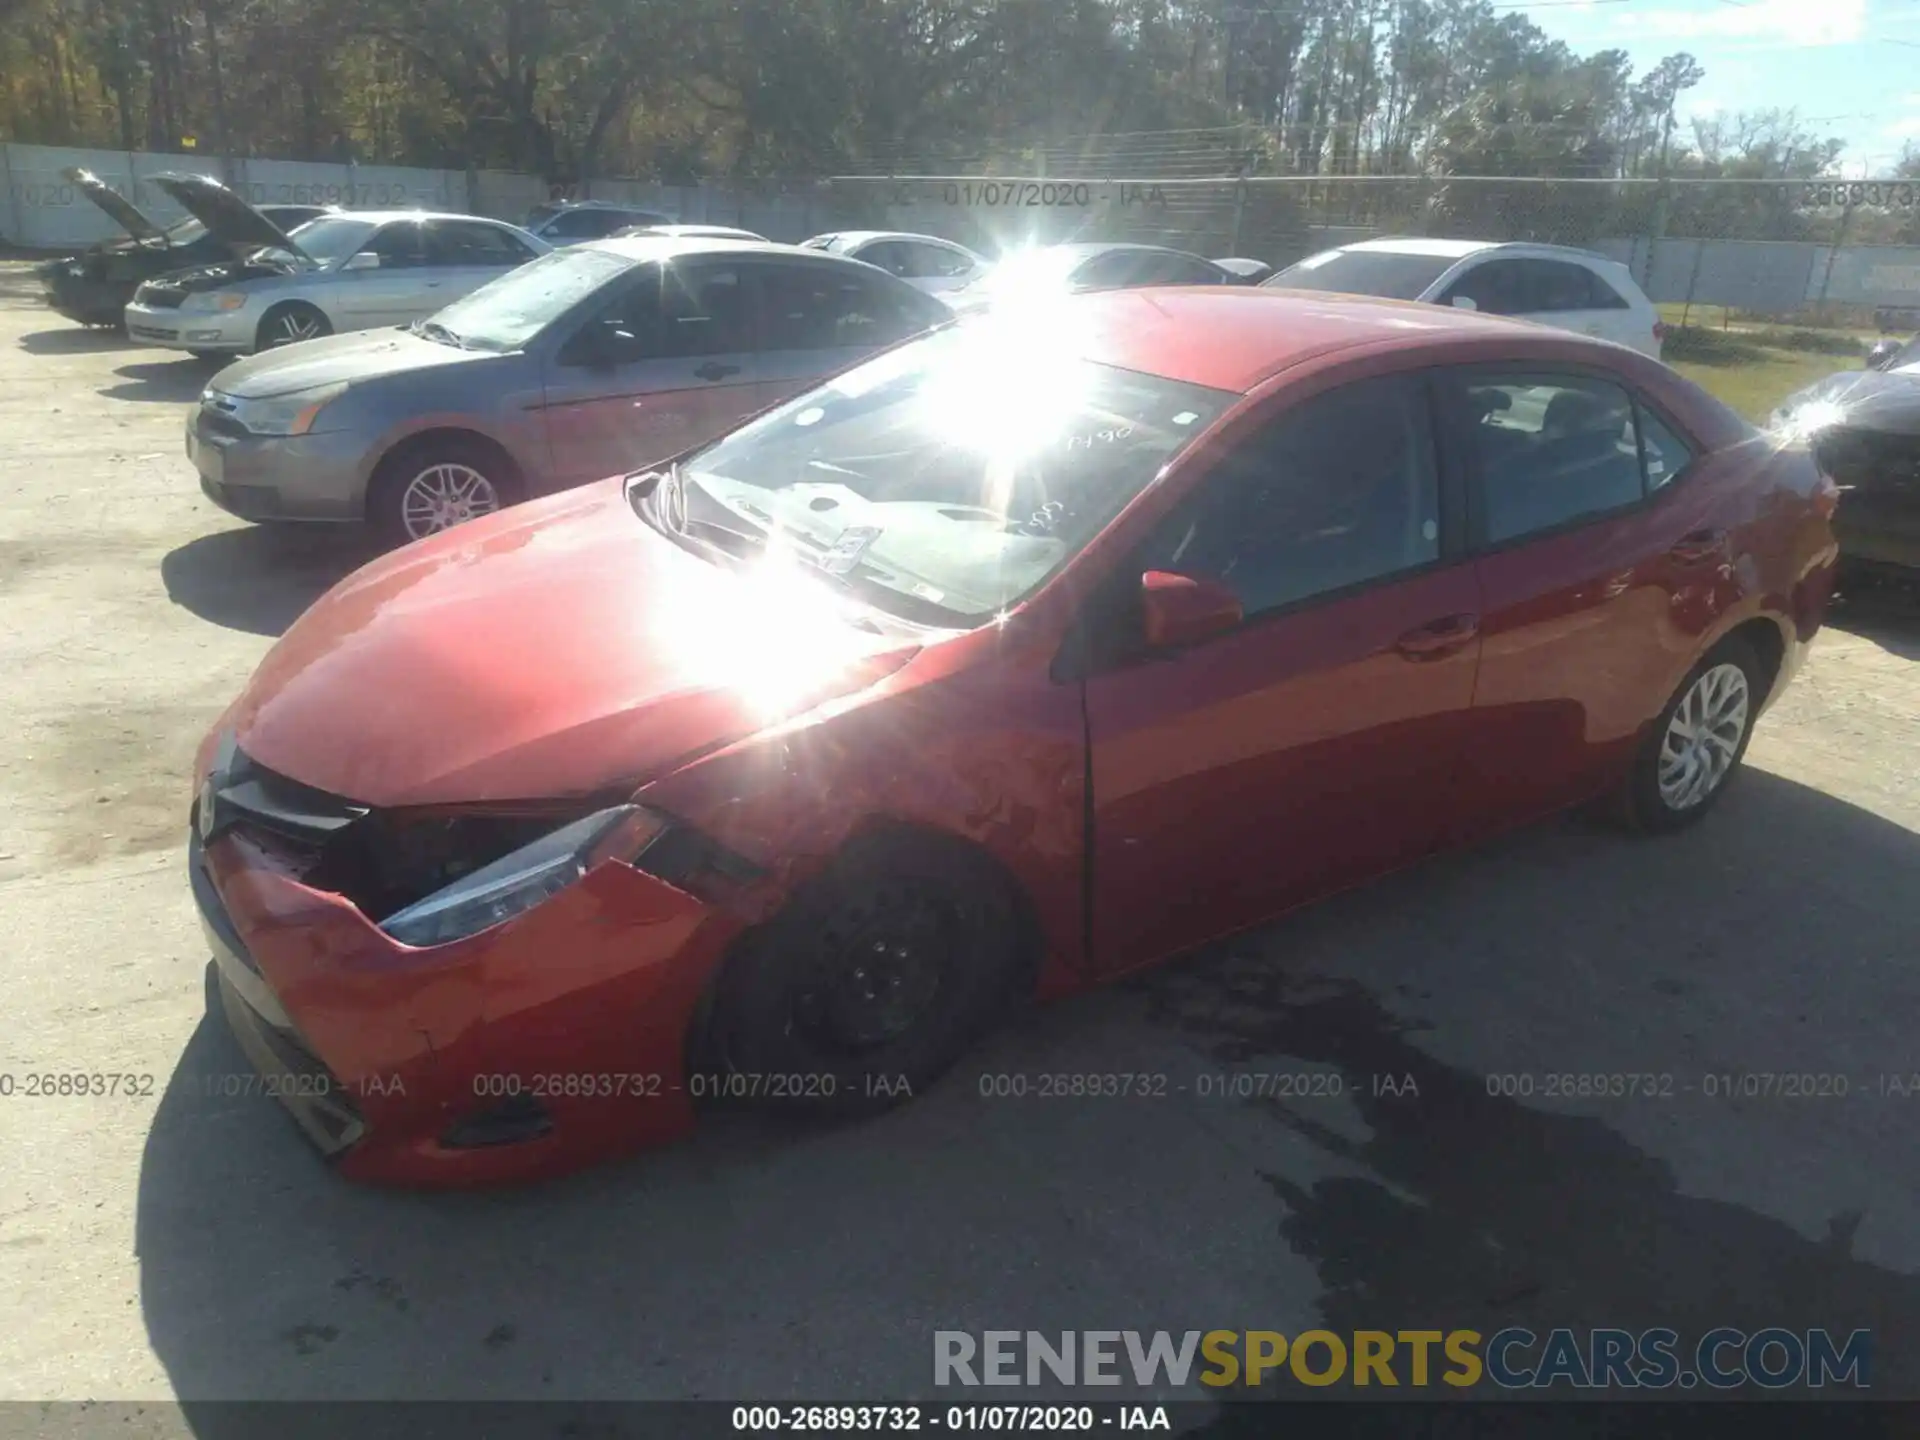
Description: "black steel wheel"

(705, 835), (1026, 1116)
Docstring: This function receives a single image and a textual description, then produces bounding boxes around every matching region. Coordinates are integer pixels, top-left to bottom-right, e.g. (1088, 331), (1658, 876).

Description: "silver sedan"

(184, 237), (953, 545)
(123, 174), (550, 358)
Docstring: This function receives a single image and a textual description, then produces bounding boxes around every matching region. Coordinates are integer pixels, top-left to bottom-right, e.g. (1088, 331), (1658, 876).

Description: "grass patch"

(1669, 345), (1850, 423)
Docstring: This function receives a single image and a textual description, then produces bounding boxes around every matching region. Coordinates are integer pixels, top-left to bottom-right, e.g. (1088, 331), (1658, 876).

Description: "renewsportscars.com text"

(934, 1327), (1871, 1390)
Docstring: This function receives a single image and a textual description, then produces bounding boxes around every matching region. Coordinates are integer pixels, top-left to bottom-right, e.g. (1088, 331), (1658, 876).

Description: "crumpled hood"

(213, 327), (492, 399)
(231, 478), (918, 808)
(1781, 367), (1920, 438)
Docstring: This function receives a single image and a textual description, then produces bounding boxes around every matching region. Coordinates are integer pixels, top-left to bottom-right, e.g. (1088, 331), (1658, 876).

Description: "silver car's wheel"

(1656, 661), (1750, 812)
(256, 303), (331, 351)
(398, 463), (501, 540)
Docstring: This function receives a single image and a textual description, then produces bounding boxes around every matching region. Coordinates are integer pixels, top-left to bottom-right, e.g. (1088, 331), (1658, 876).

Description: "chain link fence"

(825, 173), (1920, 324)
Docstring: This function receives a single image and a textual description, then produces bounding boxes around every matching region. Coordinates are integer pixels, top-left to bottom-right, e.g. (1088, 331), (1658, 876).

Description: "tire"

(367, 435), (521, 548)
(1620, 634), (1763, 834)
(254, 302), (331, 352)
(705, 835), (1026, 1117)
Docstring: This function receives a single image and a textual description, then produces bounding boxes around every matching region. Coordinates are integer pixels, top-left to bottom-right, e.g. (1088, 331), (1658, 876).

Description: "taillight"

(1652, 321), (1668, 344)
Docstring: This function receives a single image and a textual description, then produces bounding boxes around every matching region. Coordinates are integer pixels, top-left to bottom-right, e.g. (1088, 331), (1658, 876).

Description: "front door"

(1083, 371), (1483, 975)
(540, 258), (762, 488)
(334, 219), (436, 328)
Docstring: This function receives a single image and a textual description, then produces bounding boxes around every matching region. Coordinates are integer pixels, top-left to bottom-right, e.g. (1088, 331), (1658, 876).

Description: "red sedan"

(189, 288), (1839, 1186)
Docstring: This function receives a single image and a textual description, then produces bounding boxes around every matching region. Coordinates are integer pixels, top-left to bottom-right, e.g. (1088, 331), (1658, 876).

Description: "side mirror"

(342, 251), (381, 271)
(1140, 570), (1242, 650)
(1866, 339), (1901, 371)
(1449, 294), (1478, 312)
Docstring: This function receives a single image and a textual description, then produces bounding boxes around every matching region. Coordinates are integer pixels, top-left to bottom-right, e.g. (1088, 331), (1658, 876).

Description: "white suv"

(1267, 238), (1666, 358)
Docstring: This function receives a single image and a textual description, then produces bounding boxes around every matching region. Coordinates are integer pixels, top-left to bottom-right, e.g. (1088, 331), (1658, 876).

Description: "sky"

(1518, 0), (1920, 175)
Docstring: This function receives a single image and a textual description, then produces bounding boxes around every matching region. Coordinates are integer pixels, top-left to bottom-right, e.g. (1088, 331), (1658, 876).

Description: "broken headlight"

(378, 805), (668, 948)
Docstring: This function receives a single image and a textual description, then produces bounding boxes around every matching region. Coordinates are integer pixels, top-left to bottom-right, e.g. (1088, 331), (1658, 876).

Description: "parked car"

(187, 287), (1835, 1185)
(616, 224), (767, 242)
(1771, 353), (1920, 580)
(524, 201), (674, 244)
(123, 174), (550, 358)
(34, 168), (331, 329)
(800, 231), (989, 295)
(1266, 238), (1666, 358)
(948, 242), (1240, 311)
(1865, 334), (1919, 372)
(1213, 256), (1276, 285)
(185, 237), (953, 544)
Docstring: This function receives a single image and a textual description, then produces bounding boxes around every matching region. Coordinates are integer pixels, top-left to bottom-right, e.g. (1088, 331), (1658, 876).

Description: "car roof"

(828, 230), (973, 248)
(580, 235), (870, 264)
(1051, 286), (1597, 393)
(306, 210), (522, 225)
(1336, 236), (1615, 265)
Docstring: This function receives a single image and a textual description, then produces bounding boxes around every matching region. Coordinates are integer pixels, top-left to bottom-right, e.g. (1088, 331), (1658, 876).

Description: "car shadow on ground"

(102, 356), (222, 404)
(162, 525), (373, 636)
(1831, 583), (1920, 663)
(134, 765), (1920, 1420)
(18, 325), (135, 355)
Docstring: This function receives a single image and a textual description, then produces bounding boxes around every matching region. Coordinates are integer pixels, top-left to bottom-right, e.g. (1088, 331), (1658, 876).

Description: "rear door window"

(755, 262), (934, 353)
(1448, 372), (1651, 544)
(1522, 260), (1620, 314)
(425, 220), (537, 267)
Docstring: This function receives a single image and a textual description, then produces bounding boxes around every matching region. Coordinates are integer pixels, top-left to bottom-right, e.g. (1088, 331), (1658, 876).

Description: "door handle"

(694, 361), (741, 382)
(1667, 528), (1728, 565)
(1393, 612), (1480, 662)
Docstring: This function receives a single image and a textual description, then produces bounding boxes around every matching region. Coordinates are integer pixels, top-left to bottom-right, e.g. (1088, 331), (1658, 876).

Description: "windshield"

(425, 247), (633, 351)
(673, 320), (1234, 626)
(286, 217), (375, 266)
(1267, 247), (1459, 300)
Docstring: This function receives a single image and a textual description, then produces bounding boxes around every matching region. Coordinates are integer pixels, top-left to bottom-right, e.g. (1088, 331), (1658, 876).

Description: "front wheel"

(705, 838), (1026, 1117)
(367, 436), (520, 547)
(254, 302), (331, 352)
(1620, 636), (1762, 833)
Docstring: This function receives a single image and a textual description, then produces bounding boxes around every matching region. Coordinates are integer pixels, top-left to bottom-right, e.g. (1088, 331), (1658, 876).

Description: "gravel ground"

(0, 262), (1916, 1415)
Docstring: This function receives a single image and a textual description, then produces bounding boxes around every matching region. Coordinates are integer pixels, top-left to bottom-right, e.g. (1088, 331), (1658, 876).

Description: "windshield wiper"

(410, 319), (468, 349)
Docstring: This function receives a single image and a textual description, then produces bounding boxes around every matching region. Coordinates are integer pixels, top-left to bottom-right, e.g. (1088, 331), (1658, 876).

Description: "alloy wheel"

(267, 310), (324, 347)
(1657, 661), (1750, 811)
(398, 463), (501, 539)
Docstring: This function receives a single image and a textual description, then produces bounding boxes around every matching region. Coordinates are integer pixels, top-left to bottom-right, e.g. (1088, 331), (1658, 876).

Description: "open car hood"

(63, 168), (167, 243)
(152, 172), (310, 263)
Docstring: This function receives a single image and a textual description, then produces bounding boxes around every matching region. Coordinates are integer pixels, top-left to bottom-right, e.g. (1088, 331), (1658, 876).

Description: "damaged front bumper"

(187, 779), (747, 1187)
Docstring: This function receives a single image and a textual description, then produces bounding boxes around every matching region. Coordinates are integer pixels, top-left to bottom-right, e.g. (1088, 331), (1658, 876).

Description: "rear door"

(419, 219), (541, 312)
(1083, 370), (1483, 974)
(539, 257), (762, 487)
(746, 258), (947, 409)
(1441, 365), (1720, 836)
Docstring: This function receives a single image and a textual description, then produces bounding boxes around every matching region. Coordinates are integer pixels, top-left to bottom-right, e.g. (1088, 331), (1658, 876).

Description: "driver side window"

(1137, 373), (1443, 618)
(362, 221), (428, 269)
(559, 268), (664, 367)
